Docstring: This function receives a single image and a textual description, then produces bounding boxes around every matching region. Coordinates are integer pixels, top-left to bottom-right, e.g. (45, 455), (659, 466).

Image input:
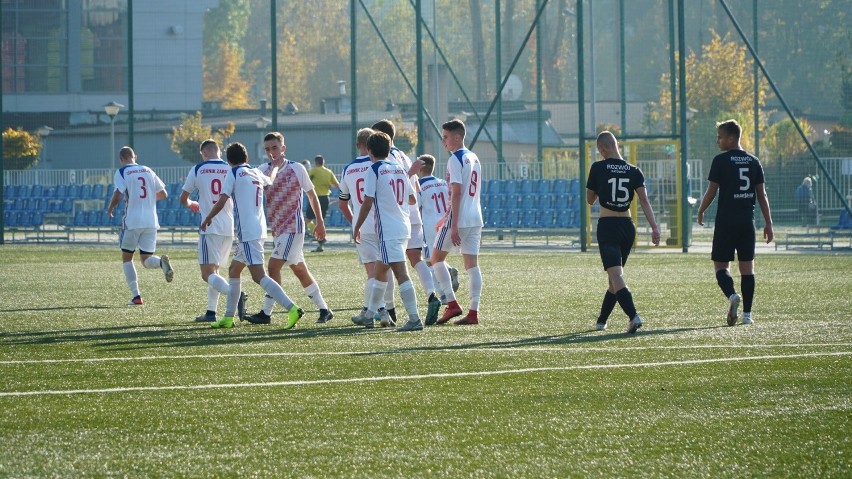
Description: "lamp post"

(104, 101), (124, 171)
(37, 125), (53, 169)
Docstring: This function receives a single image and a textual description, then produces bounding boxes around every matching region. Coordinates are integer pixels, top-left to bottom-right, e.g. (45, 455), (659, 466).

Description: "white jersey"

(338, 155), (374, 234)
(363, 159), (412, 241)
(447, 148), (484, 228)
(418, 175), (450, 232)
(389, 146), (421, 225)
(222, 164), (272, 242)
(113, 163), (165, 230)
(182, 159), (234, 236)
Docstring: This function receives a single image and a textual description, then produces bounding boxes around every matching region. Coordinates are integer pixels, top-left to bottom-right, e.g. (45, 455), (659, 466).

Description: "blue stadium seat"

(17, 184), (31, 198)
(832, 210), (852, 229)
(91, 183), (105, 199)
(485, 179), (502, 196)
(519, 210), (540, 228)
(30, 184), (44, 197)
(506, 209), (522, 228)
(506, 194), (524, 210)
(5, 185), (18, 198)
(3, 210), (14, 226)
(521, 194), (538, 210)
(503, 180), (518, 195)
(519, 179), (534, 194)
(539, 194), (556, 210)
(488, 209), (507, 228)
(160, 209), (178, 227)
(553, 179), (568, 194)
(66, 183), (80, 199)
(540, 210), (558, 228)
(55, 184), (69, 198)
(538, 179), (554, 195)
(567, 178), (580, 195)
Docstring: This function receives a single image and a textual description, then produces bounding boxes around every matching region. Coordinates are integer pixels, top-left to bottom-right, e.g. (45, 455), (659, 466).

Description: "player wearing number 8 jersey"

(432, 119), (484, 326)
(696, 119), (773, 326)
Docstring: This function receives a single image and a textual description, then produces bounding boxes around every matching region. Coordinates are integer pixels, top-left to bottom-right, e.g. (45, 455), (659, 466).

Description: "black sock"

(388, 308), (397, 323)
(741, 275), (755, 313)
(206, 310), (216, 315)
(715, 269), (737, 298)
(615, 287), (637, 319)
(598, 291), (618, 323)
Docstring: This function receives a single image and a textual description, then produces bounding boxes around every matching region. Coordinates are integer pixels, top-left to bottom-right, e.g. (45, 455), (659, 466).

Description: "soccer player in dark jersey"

(586, 131), (661, 333)
(696, 119), (774, 326)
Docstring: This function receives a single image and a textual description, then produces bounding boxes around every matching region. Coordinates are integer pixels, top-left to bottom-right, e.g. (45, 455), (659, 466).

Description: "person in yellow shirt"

(307, 155), (339, 252)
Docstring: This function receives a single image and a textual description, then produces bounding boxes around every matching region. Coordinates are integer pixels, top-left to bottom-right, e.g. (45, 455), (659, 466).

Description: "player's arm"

(352, 196), (374, 244)
(180, 189), (200, 212)
(155, 188), (167, 201)
(586, 188), (598, 205)
(306, 189), (326, 241)
(449, 182), (463, 245)
(202, 194), (230, 231)
(107, 189), (123, 217)
(636, 187), (661, 246)
(755, 182), (774, 243)
(696, 181), (719, 226)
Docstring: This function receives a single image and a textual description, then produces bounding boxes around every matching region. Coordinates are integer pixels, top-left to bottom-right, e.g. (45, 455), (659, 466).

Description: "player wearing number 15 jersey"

(697, 119), (773, 327)
(432, 119), (484, 326)
(180, 139), (237, 323)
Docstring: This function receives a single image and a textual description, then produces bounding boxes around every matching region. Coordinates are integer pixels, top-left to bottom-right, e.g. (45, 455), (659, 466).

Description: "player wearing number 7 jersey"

(431, 119), (484, 326)
(696, 119), (773, 327)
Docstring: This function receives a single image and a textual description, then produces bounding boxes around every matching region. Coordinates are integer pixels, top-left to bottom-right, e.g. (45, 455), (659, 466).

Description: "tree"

(203, 39), (255, 109)
(2, 128), (42, 170)
(169, 112), (235, 164)
(764, 117), (814, 160)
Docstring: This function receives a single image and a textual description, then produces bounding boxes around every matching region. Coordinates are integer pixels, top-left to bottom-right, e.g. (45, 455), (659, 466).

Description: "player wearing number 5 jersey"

(586, 131), (660, 334)
(180, 139), (239, 323)
(697, 119), (773, 327)
(432, 119), (484, 326)
(107, 146), (174, 306)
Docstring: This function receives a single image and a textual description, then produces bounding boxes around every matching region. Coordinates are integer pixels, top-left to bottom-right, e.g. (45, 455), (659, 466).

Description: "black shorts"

(596, 217), (636, 270)
(306, 195), (330, 221)
(712, 221), (756, 262)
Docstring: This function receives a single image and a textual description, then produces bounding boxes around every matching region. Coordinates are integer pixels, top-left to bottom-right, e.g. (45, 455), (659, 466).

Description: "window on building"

(82, 0), (127, 92)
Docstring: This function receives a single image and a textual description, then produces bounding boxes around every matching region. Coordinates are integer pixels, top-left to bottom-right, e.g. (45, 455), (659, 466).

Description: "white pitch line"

(0, 351), (848, 398)
(1, 343), (850, 365)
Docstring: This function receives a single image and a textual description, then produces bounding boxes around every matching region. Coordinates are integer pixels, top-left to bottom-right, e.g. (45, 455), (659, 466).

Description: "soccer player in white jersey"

(242, 132), (332, 325)
(352, 132), (423, 332)
(107, 146), (174, 306)
(432, 119), (484, 325)
(201, 142), (303, 330)
(180, 139), (245, 323)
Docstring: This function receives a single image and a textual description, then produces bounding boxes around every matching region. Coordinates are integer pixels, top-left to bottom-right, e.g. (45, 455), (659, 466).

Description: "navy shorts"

(711, 221), (756, 262)
(596, 217), (636, 270)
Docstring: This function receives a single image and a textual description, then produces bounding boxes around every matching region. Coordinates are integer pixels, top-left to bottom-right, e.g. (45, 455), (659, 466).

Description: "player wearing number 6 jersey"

(697, 119), (773, 327)
(180, 139), (239, 323)
(107, 146), (173, 306)
(432, 119), (484, 326)
(586, 131), (660, 334)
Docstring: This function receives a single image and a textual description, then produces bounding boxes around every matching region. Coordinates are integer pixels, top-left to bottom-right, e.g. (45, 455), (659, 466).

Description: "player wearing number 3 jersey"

(697, 119), (773, 327)
(431, 119), (484, 326)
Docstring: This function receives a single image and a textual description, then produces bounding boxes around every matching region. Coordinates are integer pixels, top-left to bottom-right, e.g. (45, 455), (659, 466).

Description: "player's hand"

(696, 210), (705, 226)
(764, 223), (774, 243)
(313, 223), (326, 242)
(353, 228), (361, 244)
(650, 227), (661, 246)
(200, 217), (211, 232)
(107, 208), (114, 218)
(188, 201), (200, 213)
(451, 227), (461, 246)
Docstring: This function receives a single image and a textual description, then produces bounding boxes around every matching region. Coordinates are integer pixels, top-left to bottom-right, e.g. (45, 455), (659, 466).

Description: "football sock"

(468, 266), (482, 311)
(384, 275), (395, 310)
(387, 308), (398, 323)
(207, 273), (230, 295)
(413, 261), (435, 296)
(615, 287), (638, 319)
(430, 265), (447, 298)
(398, 280), (420, 321)
(123, 261), (140, 297)
(206, 284), (219, 312)
(369, 280), (387, 313)
(260, 276), (295, 311)
(262, 294), (275, 316)
(715, 269), (737, 298)
(303, 282), (328, 310)
(433, 261), (457, 303)
(741, 274), (755, 313)
(598, 290), (618, 322)
(225, 278), (241, 317)
(142, 256), (161, 269)
(363, 278), (375, 310)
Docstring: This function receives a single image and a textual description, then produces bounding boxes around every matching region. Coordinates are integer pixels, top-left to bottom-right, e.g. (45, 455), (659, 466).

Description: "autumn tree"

(169, 112), (235, 164)
(202, 0), (253, 108)
(2, 128), (43, 170)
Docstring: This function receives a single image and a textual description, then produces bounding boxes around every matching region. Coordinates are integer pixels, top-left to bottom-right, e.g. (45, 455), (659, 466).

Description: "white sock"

(430, 265), (447, 299)
(260, 276), (294, 311)
(398, 280), (419, 322)
(143, 256), (161, 269)
(207, 273), (230, 295)
(369, 280), (387, 313)
(384, 277), (395, 310)
(468, 266), (482, 311)
(303, 282), (328, 310)
(414, 261), (435, 296)
(432, 261), (456, 303)
(206, 285), (219, 312)
(263, 294), (275, 315)
(226, 278), (241, 317)
(363, 278), (375, 309)
(123, 261), (139, 297)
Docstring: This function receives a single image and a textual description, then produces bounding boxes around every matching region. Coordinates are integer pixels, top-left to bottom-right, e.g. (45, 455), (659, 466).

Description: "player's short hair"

(442, 119), (466, 137)
(314, 155), (324, 165)
(356, 128), (374, 147)
(418, 154), (436, 175)
(367, 132), (391, 159)
(199, 139), (219, 153)
(716, 119), (742, 139)
(371, 119), (395, 139)
(596, 131), (617, 149)
(119, 146), (136, 162)
(225, 142), (248, 165)
(263, 132), (285, 144)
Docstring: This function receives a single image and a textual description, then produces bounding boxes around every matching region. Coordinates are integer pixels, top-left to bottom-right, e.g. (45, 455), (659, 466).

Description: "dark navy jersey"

(586, 158), (646, 212)
(708, 149), (765, 224)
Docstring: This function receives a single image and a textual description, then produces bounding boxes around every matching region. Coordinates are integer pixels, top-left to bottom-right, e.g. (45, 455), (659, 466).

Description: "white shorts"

(199, 233), (233, 266)
(407, 223), (426, 249)
(422, 223), (439, 261)
(379, 238), (408, 264)
(271, 232), (305, 265)
(356, 232), (381, 264)
(435, 226), (482, 256)
(233, 239), (265, 266)
(120, 228), (157, 253)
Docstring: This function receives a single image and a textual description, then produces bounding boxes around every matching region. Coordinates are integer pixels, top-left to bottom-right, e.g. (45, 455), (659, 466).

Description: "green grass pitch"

(0, 245), (850, 477)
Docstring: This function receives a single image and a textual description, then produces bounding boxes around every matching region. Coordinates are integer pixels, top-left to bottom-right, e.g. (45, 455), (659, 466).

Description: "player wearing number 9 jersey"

(697, 119), (773, 327)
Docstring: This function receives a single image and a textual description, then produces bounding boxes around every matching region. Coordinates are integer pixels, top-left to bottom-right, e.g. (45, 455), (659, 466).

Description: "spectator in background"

(795, 177), (815, 226)
(306, 154), (339, 252)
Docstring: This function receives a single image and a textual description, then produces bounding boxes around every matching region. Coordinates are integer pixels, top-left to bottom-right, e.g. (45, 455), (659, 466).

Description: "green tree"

(2, 128), (43, 170)
(169, 112), (235, 164)
(764, 117), (814, 162)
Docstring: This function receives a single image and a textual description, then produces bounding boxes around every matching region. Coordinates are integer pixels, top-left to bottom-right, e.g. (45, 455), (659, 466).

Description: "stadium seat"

(91, 183), (105, 199)
(55, 184), (69, 198)
(540, 210), (558, 228)
(519, 210), (540, 228)
(503, 180), (518, 195)
(485, 179), (502, 196)
(488, 209), (507, 228)
(78, 184), (92, 199)
(160, 209), (178, 227)
(539, 194), (556, 210)
(553, 178), (568, 195)
(832, 210), (852, 229)
(506, 194), (524, 210)
(521, 194), (537, 210)
(66, 183), (80, 199)
(29, 184), (44, 197)
(506, 209), (522, 227)
(519, 179), (534, 194)
(567, 178), (580, 195)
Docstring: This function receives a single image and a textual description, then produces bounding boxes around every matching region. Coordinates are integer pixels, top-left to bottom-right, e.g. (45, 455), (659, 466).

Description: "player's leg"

(390, 257), (423, 332)
(712, 225), (740, 326)
(209, 251), (244, 329)
(244, 239), (302, 330)
(119, 231), (142, 305)
(250, 234), (288, 323)
(197, 234), (232, 322)
(431, 227), (463, 324)
(736, 223), (757, 325)
(313, 196), (329, 251)
(138, 229), (173, 282)
(453, 227), (482, 325)
(352, 234), (380, 326)
(291, 261), (333, 323)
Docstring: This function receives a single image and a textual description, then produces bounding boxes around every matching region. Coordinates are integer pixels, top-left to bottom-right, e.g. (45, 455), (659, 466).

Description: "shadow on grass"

(0, 306), (113, 313)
